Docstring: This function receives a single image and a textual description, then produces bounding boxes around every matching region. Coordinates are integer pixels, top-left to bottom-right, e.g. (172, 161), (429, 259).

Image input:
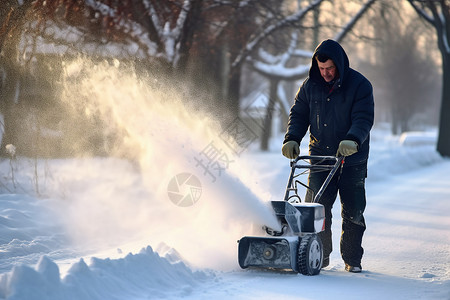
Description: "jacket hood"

(310, 39), (349, 84)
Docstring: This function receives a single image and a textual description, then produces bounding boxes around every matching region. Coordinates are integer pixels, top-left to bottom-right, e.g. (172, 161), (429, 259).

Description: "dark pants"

(305, 162), (367, 267)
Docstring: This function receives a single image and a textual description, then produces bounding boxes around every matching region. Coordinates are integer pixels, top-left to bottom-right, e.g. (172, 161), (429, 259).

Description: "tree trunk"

(260, 79), (278, 151)
(226, 67), (241, 120)
(0, 55), (21, 156)
(437, 52), (450, 156)
(175, 0), (203, 73)
(408, 0), (450, 157)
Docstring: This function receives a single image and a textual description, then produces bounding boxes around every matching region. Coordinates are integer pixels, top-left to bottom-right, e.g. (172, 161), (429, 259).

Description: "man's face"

(316, 59), (337, 82)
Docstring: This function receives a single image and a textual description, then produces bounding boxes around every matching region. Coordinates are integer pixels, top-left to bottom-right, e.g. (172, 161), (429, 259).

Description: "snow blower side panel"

(271, 201), (302, 234)
(271, 201), (325, 234)
(238, 236), (299, 272)
(292, 203), (325, 233)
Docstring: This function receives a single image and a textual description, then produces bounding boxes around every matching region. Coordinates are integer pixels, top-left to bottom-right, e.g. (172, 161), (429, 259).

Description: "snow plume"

(53, 57), (279, 270)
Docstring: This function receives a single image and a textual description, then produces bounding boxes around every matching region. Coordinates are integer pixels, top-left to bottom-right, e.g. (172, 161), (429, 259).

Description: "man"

(281, 39), (374, 273)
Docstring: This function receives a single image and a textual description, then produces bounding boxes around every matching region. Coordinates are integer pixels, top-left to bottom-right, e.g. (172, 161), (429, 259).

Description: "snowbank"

(0, 247), (207, 300)
(368, 127), (442, 181)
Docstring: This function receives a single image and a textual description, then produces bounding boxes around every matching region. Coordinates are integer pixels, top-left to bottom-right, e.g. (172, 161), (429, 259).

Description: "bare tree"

(408, 0), (450, 156)
(242, 0), (376, 150)
(370, 2), (441, 134)
(0, 0), (391, 156)
(2, 0), (326, 155)
(0, 1), (34, 53)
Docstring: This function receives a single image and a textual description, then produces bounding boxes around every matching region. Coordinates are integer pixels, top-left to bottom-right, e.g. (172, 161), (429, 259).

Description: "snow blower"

(238, 155), (344, 275)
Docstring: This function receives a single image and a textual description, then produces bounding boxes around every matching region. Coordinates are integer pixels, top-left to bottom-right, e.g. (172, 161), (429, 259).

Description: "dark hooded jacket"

(284, 39), (374, 166)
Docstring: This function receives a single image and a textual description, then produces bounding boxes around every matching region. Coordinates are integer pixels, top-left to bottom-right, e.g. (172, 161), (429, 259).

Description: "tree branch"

(407, 0), (435, 26)
(248, 0), (376, 81)
(231, 0), (324, 69)
(334, 0), (377, 43)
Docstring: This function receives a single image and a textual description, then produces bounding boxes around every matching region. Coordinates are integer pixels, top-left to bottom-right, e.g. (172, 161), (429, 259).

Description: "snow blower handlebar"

(283, 156), (344, 203)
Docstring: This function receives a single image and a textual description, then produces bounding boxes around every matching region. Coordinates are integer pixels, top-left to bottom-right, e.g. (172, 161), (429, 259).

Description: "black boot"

(322, 256), (329, 268)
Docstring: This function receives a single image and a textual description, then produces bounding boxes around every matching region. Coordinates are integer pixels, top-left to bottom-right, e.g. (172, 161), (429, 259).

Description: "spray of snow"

(48, 57), (280, 270)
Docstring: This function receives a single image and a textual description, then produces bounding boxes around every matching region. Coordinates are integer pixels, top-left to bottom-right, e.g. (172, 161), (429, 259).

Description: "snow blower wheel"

(298, 234), (323, 276)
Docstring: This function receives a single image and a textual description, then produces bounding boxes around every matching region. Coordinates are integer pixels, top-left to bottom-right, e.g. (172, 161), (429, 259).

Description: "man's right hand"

(282, 141), (300, 159)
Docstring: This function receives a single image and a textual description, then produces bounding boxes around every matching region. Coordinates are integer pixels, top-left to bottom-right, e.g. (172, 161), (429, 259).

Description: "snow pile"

(0, 194), (71, 273)
(0, 191), (210, 299)
(0, 247), (207, 300)
(398, 131), (438, 147)
(367, 126), (442, 180)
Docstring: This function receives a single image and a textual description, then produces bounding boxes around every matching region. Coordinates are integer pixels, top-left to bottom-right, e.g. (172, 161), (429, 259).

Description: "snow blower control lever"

(238, 155), (344, 276)
(284, 155), (345, 204)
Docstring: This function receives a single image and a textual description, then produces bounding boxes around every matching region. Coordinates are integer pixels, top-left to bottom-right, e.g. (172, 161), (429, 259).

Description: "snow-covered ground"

(0, 61), (448, 299)
(0, 127), (448, 300)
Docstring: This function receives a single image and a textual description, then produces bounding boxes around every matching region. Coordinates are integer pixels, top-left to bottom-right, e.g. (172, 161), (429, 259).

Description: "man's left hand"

(336, 140), (359, 157)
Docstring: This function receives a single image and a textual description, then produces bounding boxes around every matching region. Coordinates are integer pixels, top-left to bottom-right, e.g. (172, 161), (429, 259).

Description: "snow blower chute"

(238, 155), (344, 275)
